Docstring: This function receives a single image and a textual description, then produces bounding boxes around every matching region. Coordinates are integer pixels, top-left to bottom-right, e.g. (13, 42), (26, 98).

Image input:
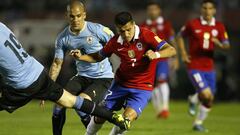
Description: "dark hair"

(201, 0), (217, 7)
(146, 1), (161, 8)
(114, 12), (133, 26)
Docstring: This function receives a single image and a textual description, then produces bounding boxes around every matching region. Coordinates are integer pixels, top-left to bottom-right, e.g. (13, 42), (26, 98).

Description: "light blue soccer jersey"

(0, 22), (44, 89)
(55, 21), (114, 78)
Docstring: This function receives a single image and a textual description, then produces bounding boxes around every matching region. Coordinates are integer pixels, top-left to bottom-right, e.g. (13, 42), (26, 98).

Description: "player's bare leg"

(193, 87), (213, 132)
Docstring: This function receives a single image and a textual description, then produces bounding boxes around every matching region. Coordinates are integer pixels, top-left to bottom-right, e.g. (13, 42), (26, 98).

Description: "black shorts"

(0, 71), (63, 113)
(65, 75), (112, 103)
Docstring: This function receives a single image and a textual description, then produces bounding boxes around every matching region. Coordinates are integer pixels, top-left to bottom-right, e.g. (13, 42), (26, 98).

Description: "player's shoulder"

(86, 21), (105, 32)
(56, 26), (69, 40)
(215, 20), (225, 27)
(0, 22), (11, 34)
(139, 26), (154, 37)
(188, 18), (200, 25)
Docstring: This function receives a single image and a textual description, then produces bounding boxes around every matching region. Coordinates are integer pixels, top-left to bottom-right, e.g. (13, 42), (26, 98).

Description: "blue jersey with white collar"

(0, 22), (44, 89)
(55, 21), (114, 78)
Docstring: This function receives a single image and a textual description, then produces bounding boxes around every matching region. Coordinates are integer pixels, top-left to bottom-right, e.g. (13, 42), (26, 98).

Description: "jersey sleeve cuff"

(99, 49), (107, 58)
(222, 39), (230, 45)
(156, 41), (167, 50)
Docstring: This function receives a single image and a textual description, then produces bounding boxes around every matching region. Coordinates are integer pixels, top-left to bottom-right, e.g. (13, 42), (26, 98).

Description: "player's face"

(67, 5), (86, 33)
(116, 21), (135, 43)
(201, 2), (216, 21)
(147, 4), (161, 20)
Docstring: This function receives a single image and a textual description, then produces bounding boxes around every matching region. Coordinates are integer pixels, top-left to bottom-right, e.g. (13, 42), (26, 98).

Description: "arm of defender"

(69, 49), (104, 63)
(40, 58), (63, 108)
(49, 58), (63, 81)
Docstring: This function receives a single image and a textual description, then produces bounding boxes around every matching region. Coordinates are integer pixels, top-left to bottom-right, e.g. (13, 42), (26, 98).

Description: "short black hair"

(146, 1), (161, 8)
(114, 11), (133, 26)
(201, 0), (217, 7)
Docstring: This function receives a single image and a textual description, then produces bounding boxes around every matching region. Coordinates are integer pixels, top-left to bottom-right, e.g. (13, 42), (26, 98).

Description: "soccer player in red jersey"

(177, 0), (230, 132)
(141, 2), (179, 119)
(70, 12), (176, 134)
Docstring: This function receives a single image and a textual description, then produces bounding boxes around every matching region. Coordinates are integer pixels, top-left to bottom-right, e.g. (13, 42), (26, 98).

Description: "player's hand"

(211, 37), (223, 48)
(181, 53), (191, 64)
(144, 50), (158, 60)
(40, 100), (45, 110)
(69, 49), (82, 60)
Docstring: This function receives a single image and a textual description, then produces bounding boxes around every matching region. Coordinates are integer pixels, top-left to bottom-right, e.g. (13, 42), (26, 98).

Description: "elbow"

(170, 47), (177, 57)
(171, 47), (177, 57)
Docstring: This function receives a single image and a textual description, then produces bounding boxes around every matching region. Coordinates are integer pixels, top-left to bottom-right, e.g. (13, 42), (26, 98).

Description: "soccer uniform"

(99, 25), (167, 115)
(179, 17), (229, 94)
(55, 21), (114, 102)
(141, 17), (175, 82)
(0, 22), (63, 113)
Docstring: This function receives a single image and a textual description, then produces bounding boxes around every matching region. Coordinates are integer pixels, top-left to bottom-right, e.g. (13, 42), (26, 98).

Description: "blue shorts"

(103, 81), (152, 116)
(156, 60), (169, 82)
(188, 70), (216, 94)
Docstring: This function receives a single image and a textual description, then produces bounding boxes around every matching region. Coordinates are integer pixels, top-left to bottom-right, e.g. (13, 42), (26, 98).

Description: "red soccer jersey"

(100, 25), (167, 91)
(180, 17), (229, 71)
(141, 17), (175, 62)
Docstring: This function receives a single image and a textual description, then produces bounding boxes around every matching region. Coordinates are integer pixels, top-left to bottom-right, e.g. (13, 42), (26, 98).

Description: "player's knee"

(199, 88), (214, 108)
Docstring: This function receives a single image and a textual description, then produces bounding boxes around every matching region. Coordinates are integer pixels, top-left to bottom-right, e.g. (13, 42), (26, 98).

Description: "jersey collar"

(68, 21), (87, 36)
(117, 25), (140, 45)
(200, 16), (215, 26)
(146, 16), (164, 25)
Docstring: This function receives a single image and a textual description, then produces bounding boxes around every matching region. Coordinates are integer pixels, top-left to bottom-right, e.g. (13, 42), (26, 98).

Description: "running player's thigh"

(188, 70), (210, 93)
(125, 89), (152, 118)
(204, 71), (216, 95)
(83, 78), (112, 103)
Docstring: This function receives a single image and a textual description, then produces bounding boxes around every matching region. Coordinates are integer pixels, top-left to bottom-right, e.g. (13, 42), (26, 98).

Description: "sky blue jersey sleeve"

(90, 23), (114, 45)
(54, 35), (66, 59)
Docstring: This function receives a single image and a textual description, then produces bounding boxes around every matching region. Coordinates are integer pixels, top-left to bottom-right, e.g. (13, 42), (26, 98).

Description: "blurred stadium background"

(0, 0), (240, 135)
(1, 0), (240, 100)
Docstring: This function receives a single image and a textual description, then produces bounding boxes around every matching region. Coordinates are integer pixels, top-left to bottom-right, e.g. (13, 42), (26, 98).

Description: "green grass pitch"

(0, 101), (239, 135)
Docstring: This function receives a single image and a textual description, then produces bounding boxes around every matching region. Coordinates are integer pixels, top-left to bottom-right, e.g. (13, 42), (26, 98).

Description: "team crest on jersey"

(203, 32), (210, 39)
(86, 36), (93, 44)
(128, 50), (135, 58)
(136, 42), (143, 51)
(211, 29), (218, 37)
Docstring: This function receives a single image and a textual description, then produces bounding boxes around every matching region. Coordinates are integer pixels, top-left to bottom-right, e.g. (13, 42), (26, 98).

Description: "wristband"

(155, 52), (161, 59)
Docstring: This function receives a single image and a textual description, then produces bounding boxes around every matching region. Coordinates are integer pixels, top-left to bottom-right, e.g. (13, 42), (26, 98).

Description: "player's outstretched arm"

(176, 35), (191, 63)
(211, 37), (230, 50)
(69, 49), (104, 63)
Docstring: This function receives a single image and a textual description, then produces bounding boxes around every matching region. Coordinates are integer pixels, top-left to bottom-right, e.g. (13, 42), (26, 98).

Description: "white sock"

(85, 117), (103, 135)
(189, 93), (199, 104)
(109, 125), (127, 135)
(152, 86), (162, 113)
(194, 104), (210, 125)
(159, 82), (170, 111)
